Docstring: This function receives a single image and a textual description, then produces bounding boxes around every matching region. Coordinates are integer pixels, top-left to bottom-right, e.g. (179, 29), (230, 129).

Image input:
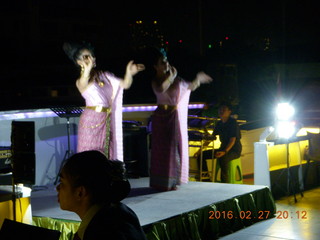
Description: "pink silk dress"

(77, 71), (124, 161)
(150, 77), (191, 191)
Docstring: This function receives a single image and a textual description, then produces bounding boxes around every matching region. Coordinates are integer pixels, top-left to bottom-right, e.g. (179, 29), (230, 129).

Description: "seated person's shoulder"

(87, 203), (147, 240)
(111, 202), (140, 220)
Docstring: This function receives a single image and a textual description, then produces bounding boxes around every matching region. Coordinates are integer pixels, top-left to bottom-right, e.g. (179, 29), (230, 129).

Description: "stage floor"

(31, 178), (271, 226)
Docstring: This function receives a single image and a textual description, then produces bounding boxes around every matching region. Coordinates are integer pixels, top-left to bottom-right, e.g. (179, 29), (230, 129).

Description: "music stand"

(285, 141), (304, 202)
(50, 106), (83, 185)
(271, 138), (304, 202)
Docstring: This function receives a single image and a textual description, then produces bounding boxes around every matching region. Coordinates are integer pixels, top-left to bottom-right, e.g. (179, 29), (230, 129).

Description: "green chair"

(213, 157), (243, 184)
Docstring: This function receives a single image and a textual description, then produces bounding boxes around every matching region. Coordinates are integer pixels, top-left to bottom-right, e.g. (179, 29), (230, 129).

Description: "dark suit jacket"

(83, 202), (147, 240)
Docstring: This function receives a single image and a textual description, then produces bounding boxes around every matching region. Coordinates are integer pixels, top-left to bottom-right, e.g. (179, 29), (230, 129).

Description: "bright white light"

(276, 103), (295, 120)
(277, 121), (296, 139)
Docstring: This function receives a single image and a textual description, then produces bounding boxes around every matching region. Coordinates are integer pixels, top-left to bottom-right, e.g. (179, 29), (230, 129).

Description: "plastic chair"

(213, 157), (243, 184)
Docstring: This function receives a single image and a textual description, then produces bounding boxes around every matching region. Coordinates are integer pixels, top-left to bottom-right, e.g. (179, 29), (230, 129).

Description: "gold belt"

(86, 106), (111, 113)
(158, 104), (177, 111)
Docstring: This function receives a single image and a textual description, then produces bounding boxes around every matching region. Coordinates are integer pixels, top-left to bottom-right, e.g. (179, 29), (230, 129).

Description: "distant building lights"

(264, 37), (271, 51)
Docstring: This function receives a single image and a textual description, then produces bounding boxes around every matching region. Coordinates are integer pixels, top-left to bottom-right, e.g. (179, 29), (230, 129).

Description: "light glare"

(276, 103), (295, 120)
(277, 121), (296, 139)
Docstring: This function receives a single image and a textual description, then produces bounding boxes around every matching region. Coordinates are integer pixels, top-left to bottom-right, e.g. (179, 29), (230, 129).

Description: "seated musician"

(198, 102), (242, 183)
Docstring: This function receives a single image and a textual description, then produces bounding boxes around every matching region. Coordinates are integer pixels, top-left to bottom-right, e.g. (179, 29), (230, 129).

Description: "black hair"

(218, 101), (233, 111)
(136, 46), (165, 80)
(62, 150), (130, 204)
(63, 41), (95, 65)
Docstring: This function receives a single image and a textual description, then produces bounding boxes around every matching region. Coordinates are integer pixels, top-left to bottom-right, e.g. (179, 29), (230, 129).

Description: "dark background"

(1, 0), (320, 122)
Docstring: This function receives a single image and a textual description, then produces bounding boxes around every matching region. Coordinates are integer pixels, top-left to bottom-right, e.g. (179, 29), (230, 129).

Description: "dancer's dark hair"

(136, 46), (165, 80)
(63, 41), (95, 65)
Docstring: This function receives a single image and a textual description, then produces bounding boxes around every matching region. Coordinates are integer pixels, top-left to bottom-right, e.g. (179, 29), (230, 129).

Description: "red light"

(165, 41), (169, 45)
(225, 36), (229, 40)
(178, 40), (182, 43)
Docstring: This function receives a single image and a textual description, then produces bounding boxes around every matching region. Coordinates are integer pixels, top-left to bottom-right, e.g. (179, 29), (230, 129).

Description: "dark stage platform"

(31, 178), (276, 240)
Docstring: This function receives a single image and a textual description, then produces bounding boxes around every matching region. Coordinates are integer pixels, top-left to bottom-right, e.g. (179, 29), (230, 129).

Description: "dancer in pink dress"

(63, 42), (145, 160)
(142, 48), (212, 191)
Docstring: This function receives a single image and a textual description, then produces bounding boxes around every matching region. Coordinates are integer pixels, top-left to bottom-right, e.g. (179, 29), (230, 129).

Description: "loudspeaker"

(0, 218), (60, 240)
(11, 121), (35, 153)
(11, 152), (35, 184)
(11, 121), (35, 185)
(123, 125), (149, 177)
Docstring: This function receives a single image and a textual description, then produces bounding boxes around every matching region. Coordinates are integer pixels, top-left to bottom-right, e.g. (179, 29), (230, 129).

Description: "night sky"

(1, 0), (320, 121)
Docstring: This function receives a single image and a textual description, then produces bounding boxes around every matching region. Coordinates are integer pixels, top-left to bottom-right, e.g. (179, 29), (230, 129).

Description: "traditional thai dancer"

(63, 42), (145, 160)
(142, 48), (212, 190)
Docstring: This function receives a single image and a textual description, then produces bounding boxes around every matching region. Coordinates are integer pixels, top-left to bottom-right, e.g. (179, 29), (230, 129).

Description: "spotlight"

(276, 103), (295, 121)
(275, 103), (296, 139)
(277, 121), (296, 139)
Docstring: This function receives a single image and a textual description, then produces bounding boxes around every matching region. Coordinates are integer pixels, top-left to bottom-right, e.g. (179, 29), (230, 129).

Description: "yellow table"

(0, 185), (32, 228)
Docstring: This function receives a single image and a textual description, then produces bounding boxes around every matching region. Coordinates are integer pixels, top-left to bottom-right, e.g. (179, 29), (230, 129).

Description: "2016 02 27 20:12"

(208, 210), (308, 220)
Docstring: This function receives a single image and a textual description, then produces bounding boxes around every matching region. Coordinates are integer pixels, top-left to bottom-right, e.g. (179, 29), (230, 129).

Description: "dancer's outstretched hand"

(126, 60), (145, 76)
(196, 71), (213, 84)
